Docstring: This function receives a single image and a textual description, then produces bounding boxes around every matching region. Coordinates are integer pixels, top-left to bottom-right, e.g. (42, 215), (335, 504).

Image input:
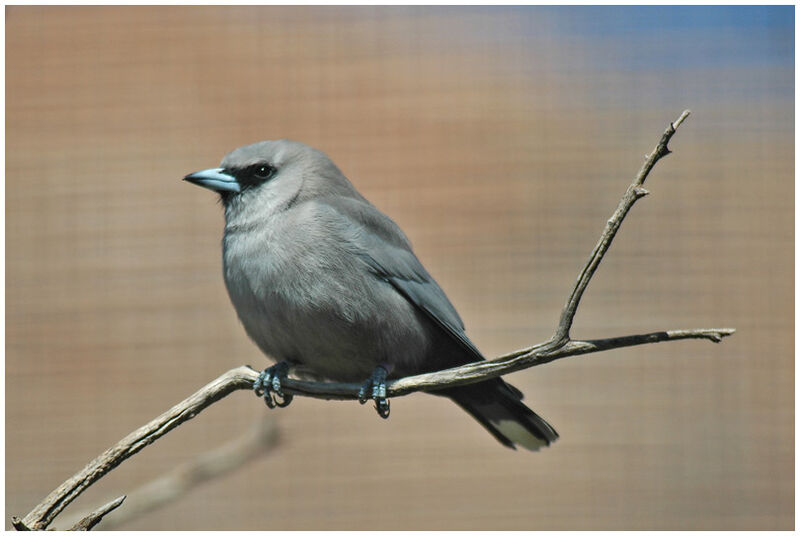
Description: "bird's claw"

(253, 361), (294, 408)
(358, 366), (390, 419)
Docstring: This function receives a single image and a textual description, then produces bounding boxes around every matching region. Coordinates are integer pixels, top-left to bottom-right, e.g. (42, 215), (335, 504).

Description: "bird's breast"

(219, 213), (431, 381)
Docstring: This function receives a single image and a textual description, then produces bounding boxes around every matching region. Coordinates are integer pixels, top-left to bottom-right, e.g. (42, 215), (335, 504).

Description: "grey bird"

(184, 140), (558, 450)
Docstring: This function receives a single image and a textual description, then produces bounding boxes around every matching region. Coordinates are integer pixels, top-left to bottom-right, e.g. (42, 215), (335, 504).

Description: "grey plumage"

(185, 139), (558, 450)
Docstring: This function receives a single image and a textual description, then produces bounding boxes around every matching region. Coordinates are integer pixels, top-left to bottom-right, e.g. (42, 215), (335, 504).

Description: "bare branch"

(14, 110), (734, 530)
(275, 327), (736, 399)
(553, 109), (692, 342)
(69, 496), (126, 531)
(17, 368), (253, 530)
(57, 417), (278, 530)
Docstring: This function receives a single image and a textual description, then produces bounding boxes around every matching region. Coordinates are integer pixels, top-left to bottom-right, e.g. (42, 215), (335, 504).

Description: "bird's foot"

(253, 361), (294, 408)
(358, 365), (391, 419)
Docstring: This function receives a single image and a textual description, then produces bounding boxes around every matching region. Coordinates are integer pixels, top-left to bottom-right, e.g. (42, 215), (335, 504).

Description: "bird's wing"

(321, 196), (485, 364)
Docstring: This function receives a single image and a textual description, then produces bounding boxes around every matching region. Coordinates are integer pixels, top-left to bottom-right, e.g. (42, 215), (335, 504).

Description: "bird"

(184, 139), (558, 450)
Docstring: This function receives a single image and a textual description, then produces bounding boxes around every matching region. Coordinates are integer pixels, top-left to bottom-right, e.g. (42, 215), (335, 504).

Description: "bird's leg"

(358, 364), (393, 419)
(253, 361), (294, 408)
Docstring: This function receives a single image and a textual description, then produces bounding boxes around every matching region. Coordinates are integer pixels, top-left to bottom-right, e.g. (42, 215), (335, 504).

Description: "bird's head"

(184, 139), (359, 220)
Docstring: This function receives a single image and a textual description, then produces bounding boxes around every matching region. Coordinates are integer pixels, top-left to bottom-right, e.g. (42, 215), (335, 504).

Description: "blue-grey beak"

(184, 168), (241, 193)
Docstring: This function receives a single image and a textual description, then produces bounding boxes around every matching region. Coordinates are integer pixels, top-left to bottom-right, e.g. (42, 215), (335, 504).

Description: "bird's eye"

(253, 165), (274, 180)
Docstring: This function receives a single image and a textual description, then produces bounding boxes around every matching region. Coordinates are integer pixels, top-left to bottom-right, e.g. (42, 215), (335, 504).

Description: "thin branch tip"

(673, 110), (691, 129)
(69, 495), (126, 531)
(710, 328), (736, 343)
(669, 328), (735, 344)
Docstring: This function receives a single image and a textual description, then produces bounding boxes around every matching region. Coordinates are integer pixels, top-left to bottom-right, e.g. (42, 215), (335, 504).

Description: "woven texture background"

(7, 6), (793, 530)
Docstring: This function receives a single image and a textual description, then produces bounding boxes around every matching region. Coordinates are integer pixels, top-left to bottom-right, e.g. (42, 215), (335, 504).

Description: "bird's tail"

(443, 379), (558, 451)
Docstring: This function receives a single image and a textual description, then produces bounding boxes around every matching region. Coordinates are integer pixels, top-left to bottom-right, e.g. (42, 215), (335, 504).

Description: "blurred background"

(6, 6), (793, 530)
